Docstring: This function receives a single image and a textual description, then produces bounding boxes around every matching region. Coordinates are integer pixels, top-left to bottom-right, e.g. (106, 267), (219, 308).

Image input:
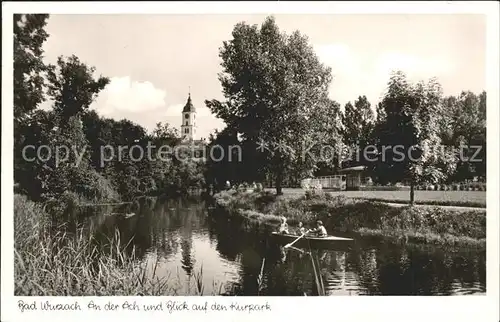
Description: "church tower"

(181, 90), (196, 141)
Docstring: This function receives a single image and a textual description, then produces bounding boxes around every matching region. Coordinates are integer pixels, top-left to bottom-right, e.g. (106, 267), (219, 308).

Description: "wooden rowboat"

(271, 232), (354, 250)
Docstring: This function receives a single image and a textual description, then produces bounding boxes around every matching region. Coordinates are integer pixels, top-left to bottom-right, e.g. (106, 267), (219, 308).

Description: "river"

(85, 195), (486, 296)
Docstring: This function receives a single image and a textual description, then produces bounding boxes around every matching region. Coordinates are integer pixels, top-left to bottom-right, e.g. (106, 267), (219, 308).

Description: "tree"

(311, 99), (343, 177)
(341, 95), (375, 168)
(16, 109), (57, 199)
(14, 14), (50, 122)
(342, 96), (374, 146)
(205, 16), (333, 194)
(152, 122), (180, 143)
(373, 71), (456, 205)
(475, 91), (487, 179)
(438, 91), (486, 182)
(47, 55), (109, 122)
(451, 91), (486, 181)
(104, 119), (148, 198)
(14, 14), (51, 183)
(18, 55), (112, 201)
(204, 128), (244, 190)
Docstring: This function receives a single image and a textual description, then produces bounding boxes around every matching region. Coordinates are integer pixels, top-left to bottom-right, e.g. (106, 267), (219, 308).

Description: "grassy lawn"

(269, 188), (486, 207)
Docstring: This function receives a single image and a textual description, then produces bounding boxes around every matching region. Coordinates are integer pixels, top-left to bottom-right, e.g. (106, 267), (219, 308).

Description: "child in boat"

(277, 216), (289, 234)
(307, 220), (327, 238)
(296, 222), (306, 235)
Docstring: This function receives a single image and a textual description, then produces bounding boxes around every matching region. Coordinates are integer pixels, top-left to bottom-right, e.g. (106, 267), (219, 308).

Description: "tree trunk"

(276, 170), (283, 195)
(410, 179), (415, 206)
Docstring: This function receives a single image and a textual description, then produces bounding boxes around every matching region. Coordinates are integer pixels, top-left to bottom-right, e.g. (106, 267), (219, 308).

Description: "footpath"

(384, 202), (485, 212)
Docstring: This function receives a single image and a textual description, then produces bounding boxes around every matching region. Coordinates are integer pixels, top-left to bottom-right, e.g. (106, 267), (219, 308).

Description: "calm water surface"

(86, 196), (486, 296)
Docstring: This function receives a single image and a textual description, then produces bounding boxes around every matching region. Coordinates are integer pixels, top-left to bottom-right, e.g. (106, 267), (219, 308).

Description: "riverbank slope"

(213, 190), (486, 248)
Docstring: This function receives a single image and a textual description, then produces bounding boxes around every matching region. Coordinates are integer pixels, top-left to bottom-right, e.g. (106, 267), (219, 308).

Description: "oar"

(287, 245), (308, 254)
(284, 232), (307, 249)
(257, 257), (266, 293)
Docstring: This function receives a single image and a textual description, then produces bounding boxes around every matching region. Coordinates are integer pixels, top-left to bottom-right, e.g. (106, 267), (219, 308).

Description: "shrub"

(300, 180), (311, 191)
(327, 195), (350, 207)
(75, 170), (120, 202)
(304, 183), (324, 200)
(41, 191), (84, 224)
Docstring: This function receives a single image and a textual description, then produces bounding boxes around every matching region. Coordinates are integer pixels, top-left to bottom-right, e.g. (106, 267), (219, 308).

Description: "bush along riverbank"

(213, 190), (486, 248)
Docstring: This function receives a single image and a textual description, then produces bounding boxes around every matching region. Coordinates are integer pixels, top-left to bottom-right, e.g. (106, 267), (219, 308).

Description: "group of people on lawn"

(276, 216), (327, 238)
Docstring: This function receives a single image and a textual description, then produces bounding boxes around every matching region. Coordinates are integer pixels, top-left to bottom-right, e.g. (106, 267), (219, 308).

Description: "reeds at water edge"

(14, 194), (227, 296)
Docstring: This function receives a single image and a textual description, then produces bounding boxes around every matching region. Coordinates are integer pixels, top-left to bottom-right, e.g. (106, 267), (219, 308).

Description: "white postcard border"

(2, 2), (499, 322)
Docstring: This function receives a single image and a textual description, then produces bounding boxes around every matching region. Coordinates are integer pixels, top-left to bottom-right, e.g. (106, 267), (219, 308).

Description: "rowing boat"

(271, 232), (353, 250)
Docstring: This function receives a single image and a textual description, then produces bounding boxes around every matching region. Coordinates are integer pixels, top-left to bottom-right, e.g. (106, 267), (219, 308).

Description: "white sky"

(41, 14), (486, 139)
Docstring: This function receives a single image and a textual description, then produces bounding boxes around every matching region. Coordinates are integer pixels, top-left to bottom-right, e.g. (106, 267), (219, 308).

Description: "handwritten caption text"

(18, 300), (271, 314)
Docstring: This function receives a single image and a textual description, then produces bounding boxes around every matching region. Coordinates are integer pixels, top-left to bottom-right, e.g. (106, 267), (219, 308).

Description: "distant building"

(179, 90), (206, 161)
(301, 166), (369, 191)
(338, 166), (367, 191)
(181, 91), (196, 141)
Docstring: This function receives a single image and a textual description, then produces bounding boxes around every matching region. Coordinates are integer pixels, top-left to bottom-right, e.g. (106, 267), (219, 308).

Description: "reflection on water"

(86, 196), (486, 296)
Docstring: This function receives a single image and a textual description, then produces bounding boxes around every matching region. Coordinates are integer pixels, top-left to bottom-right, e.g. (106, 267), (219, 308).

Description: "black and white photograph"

(2, 2), (499, 320)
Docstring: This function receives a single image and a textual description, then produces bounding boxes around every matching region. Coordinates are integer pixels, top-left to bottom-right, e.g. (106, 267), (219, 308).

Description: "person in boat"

(307, 220), (328, 238)
(296, 222), (306, 235)
(280, 247), (287, 263)
(277, 216), (289, 234)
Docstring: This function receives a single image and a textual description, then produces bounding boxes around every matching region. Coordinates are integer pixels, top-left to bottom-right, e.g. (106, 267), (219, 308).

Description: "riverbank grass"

(214, 190), (486, 248)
